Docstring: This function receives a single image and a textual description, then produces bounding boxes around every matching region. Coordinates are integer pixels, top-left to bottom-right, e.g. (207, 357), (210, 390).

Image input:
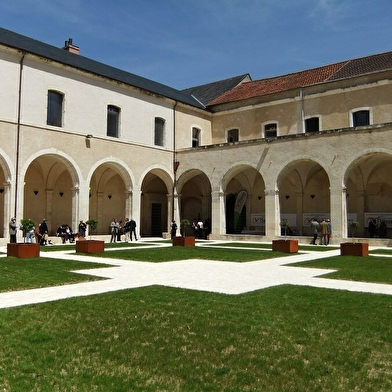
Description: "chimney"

(62, 38), (80, 55)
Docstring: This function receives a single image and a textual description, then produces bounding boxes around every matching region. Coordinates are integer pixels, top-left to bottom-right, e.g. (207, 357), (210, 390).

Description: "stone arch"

(140, 167), (173, 237)
(22, 150), (83, 235)
(176, 169), (212, 237)
(0, 149), (14, 238)
(221, 163), (265, 234)
(277, 158), (330, 235)
(88, 159), (133, 235)
(343, 149), (392, 238)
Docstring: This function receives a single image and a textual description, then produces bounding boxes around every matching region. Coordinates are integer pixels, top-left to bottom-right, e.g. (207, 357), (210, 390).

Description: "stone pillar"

(3, 181), (12, 239)
(131, 186), (141, 238)
(71, 185), (79, 232)
(330, 185), (347, 241)
(78, 182), (90, 222)
(265, 188), (280, 237)
(210, 187), (225, 238)
(124, 189), (132, 219)
(174, 191), (181, 224)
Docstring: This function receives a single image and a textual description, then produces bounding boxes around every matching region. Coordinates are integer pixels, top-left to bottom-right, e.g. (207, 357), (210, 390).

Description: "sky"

(0, 0), (391, 90)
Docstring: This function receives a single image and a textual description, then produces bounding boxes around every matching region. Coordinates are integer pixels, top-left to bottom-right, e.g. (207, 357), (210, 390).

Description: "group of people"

(368, 218), (387, 238)
(110, 217), (137, 243)
(169, 218), (211, 239)
(310, 218), (332, 245)
(8, 217), (90, 245)
(9, 217), (52, 245)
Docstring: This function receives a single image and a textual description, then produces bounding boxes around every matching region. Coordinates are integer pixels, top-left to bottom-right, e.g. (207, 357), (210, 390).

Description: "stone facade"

(1, 27), (392, 244)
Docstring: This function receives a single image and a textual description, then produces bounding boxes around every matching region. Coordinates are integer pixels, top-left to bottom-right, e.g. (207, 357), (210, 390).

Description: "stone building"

(1, 27), (392, 244)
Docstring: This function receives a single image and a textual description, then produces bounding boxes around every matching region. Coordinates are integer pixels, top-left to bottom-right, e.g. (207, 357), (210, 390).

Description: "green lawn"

(0, 245), (392, 391)
(291, 255), (392, 284)
(0, 285), (391, 391)
(95, 245), (291, 262)
(0, 258), (111, 292)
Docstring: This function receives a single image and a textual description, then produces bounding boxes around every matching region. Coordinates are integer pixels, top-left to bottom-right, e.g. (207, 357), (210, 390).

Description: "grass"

(93, 244), (292, 262)
(1, 245), (392, 390)
(291, 255), (392, 284)
(215, 242), (338, 252)
(0, 257), (111, 292)
(0, 285), (391, 391)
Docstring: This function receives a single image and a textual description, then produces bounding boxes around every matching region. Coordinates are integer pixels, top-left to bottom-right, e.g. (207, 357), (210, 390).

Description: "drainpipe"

(172, 102), (178, 223)
(15, 52), (26, 218)
(300, 88), (305, 134)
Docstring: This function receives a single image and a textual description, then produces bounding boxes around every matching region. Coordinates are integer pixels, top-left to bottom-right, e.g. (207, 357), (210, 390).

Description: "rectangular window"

(155, 117), (165, 146)
(227, 129), (239, 143)
(353, 110), (370, 127)
(47, 90), (63, 127)
(305, 117), (319, 133)
(192, 127), (200, 147)
(264, 123), (277, 138)
(107, 105), (120, 137)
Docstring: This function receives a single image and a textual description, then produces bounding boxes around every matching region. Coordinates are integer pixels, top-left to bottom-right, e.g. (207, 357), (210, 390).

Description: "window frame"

(263, 122), (278, 139)
(351, 108), (371, 127)
(107, 105), (120, 138)
(47, 90), (64, 127)
(227, 128), (239, 143)
(192, 127), (201, 148)
(304, 116), (320, 133)
(154, 117), (165, 147)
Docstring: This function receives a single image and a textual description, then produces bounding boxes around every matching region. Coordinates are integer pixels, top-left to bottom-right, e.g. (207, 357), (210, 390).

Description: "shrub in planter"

(76, 218), (104, 253)
(340, 220), (369, 256)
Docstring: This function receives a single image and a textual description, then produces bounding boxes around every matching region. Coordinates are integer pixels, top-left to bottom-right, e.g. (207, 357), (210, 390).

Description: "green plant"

(85, 219), (99, 240)
(180, 218), (191, 237)
(349, 220), (360, 238)
(280, 219), (290, 239)
(19, 218), (36, 243)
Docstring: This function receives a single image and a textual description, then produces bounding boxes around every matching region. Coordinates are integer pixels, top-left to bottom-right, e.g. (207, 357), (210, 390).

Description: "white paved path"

(1, 242), (392, 309)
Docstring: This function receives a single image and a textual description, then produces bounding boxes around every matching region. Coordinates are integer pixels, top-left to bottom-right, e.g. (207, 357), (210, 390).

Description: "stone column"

(330, 185), (347, 241)
(264, 188), (280, 237)
(131, 186), (141, 238)
(3, 181), (12, 239)
(124, 189), (132, 219)
(71, 185), (79, 232)
(210, 187), (225, 239)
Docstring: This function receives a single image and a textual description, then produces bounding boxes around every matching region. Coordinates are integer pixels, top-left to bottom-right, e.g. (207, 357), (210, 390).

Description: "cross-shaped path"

(1, 244), (392, 309)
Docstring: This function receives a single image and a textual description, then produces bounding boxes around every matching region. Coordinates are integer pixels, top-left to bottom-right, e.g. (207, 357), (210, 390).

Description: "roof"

(208, 51), (392, 106)
(0, 27), (205, 109)
(182, 74), (251, 106)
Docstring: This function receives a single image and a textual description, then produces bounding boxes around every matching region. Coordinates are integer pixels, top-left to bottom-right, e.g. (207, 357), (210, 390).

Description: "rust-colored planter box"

(7, 243), (40, 258)
(76, 240), (105, 254)
(172, 236), (195, 247)
(340, 242), (369, 256)
(272, 239), (299, 253)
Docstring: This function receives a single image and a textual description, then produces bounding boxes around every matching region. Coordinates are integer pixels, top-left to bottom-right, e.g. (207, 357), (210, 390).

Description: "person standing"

(310, 218), (319, 245)
(78, 220), (87, 238)
(123, 218), (131, 242)
(319, 218), (329, 245)
(129, 218), (137, 241)
(110, 218), (119, 243)
(170, 220), (177, 238)
(9, 217), (17, 243)
(327, 219), (332, 245)
(39, 219), (49, 245)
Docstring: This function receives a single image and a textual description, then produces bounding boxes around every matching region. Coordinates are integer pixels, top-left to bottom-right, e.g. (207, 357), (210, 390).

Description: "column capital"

(264, 189), (279, 196)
